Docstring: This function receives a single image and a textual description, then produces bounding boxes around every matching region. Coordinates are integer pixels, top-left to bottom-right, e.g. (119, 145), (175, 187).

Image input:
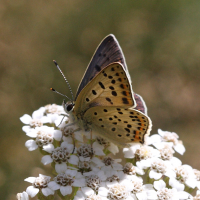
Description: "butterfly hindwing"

(84, 106), (152, 146)
(74, 62), (136, 115)
(134, 93), (148, 115)
(75, 34), (128, 100)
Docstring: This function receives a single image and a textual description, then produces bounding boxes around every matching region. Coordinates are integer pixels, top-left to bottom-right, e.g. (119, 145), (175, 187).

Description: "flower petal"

(53, 130), (62, 141)
(41, 155), (53, 165)
(24, 177), (36, 183)
(149, 170), (162, 180)
(26, 186), (39, 198)
(174, 143), (185, 155)
(68, 155), (79, 165)
(25, 140), (38, 151)
(20, 114), (32, 124)
(43, 144), (54, 153)
(42, 187), (54, 196)
(81, 187), (95, 196)
(60, 185), (72, 196)
(55, 163), (67, 173)
(16, 191), (29, 200)
(154, 180), (166, 190)
(48, 181), (60, 190)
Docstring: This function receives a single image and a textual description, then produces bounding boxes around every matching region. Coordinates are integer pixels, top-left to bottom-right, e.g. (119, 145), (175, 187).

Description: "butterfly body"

(62, 34), (152, 147)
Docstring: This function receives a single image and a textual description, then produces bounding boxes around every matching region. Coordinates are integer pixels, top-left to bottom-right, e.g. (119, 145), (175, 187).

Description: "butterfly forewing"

(84, 106), (152, 146)
(74, 63), (136, 115)
(75, 34), (128, 100)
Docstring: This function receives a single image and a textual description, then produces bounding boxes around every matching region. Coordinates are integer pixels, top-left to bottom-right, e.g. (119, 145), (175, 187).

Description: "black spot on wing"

(99, 82), (105, 89)
(122, 98), (129, 104)
(111, 80), (116, 84)
(112, 91), (117, 96)
(106, 97), (113, 105)
(92, 90), (97, 95)
(109, 86), (114, 90)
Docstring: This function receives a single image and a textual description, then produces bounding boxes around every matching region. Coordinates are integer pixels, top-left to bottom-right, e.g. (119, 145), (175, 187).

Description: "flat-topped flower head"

(48, 169), (85, 196)
(25, 174), (54, 198)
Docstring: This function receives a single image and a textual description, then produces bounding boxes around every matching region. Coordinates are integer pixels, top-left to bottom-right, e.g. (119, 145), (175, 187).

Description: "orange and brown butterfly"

(56, 34), (152, 147)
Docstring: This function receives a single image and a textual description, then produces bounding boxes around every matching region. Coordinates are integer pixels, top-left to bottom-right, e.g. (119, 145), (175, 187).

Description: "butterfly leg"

(57, 115), (67, 127)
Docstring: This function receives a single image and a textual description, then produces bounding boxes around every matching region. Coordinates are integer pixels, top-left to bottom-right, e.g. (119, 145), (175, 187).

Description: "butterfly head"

(62, 99), (75, 113)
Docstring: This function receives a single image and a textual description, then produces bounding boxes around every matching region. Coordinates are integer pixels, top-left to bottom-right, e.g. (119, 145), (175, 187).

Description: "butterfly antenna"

(53, 60), (74, 102)
(50, 88), (72, 102)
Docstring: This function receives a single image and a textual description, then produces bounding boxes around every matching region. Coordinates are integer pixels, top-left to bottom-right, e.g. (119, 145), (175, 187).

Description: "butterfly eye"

(66, 104), (74, 112)
(63, 100), (74, 113)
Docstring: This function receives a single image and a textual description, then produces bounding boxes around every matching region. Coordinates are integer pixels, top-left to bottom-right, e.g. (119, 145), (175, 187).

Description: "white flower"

(170, 165), (197, 189)
(44, 104), (67, 126)
(123, 162), (144, 176)
(98, 179), (134, 200)
(123, 143), (141, 158)
(20, 107), (51, 131)
(25, 174), (54, 198)
(150, 129), (186, 155)
(48, 169), (85, 196)
(149, 158), (176, 180)
(16, 191), (29, 200)
(94, 136), (119, 155)
(45, 104), (65, 115)
(84, 168), (107, 183)
(135, 146), (160, 170)
(77, 144), (105, 170)
(77, 143), (104, 157)
(97, 156), (123, 173)
(131, 180), (157, 200)
(24, 126), (62, 151)
(154, 180), (189, 199)
(62, 125), (83, 143)
(41, 142), (79, 173)
(74, 187), (108, 200)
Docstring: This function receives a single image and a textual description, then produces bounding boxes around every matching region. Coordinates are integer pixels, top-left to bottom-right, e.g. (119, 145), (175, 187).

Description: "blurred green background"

(1, 0), (200, 199)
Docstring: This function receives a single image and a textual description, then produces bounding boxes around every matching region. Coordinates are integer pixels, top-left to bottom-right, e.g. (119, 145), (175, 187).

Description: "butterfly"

(58, 34), (152, 147)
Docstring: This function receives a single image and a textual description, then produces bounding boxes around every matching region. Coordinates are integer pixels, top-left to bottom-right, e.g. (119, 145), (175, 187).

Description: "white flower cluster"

(17, 104), (200, 200)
